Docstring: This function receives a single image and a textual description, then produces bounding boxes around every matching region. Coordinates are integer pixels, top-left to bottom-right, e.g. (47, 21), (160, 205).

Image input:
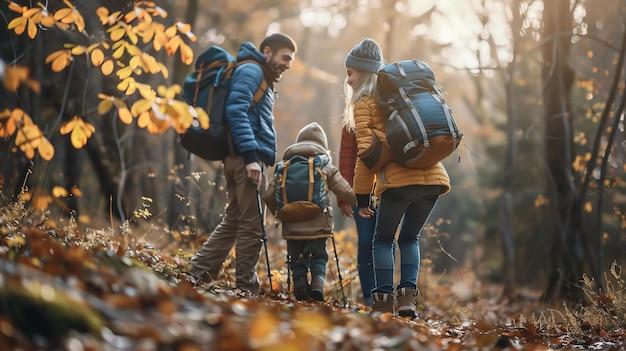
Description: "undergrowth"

(577, 262), (625, 330)
(1, 190), (626, 349)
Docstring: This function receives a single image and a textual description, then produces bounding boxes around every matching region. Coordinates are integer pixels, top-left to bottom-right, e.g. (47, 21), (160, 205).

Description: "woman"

(343, 38), (451, 319)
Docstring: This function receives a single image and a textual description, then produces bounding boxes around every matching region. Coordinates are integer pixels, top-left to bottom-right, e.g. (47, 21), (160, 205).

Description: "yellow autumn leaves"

(7, 0), (85, 39)
(44, 45), (87, 72)
(7, 1), (57, 39)
(42, 2), (193, 75)
(2, 111), (90, 162)
(60, 116), (96, 149)
(0, 101), (95, 160)
(2, 64), (40, 93)
(3, 1), (200, 161)
(0, 109), (54, 161)
(97, 85), (209, 135)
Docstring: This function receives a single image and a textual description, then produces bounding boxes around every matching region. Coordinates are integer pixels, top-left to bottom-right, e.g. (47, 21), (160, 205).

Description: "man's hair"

(260, 33), (297, 54)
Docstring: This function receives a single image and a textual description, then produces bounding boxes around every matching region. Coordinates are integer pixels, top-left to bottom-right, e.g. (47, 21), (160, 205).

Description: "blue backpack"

(376, 60), (463, 168)
(181, 46), (267, 161)
(274, 154), (329, 222)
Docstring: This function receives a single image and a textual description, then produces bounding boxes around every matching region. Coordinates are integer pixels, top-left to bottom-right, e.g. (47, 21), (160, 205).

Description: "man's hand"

(246, 162), (262, 190)
(339, 203), (354, 218)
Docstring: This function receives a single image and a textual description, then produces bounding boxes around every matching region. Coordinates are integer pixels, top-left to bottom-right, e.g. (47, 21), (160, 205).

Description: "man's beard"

(268, 57), (285, 82)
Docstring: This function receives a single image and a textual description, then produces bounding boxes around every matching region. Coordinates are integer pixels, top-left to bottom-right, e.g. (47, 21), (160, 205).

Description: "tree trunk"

(579, 28), (626, 294)
(499, 0), (522, 299)
(166, 0), (198, 231)
(541, 0), (584, 302)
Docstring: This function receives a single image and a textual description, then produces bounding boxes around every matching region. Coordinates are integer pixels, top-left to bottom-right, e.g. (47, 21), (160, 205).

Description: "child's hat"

(345, 38), (383, 73)
(296, 122), (328, 149)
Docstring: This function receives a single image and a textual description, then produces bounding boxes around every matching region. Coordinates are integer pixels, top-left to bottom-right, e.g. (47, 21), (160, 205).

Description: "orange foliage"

(7, 1), (54, 39)
(2, 64), (40, 93)
(59, 116), (96, 149)
(5, 109), (55, 160)
(53, 0), (86, 32)
(4, 1), (199, 160)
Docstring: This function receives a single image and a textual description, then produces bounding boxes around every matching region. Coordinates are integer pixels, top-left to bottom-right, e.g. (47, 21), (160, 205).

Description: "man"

(189, 33), (297, 293)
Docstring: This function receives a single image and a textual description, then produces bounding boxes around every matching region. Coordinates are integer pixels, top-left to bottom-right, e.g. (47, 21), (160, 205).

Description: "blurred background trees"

(1, 0), (625, 303)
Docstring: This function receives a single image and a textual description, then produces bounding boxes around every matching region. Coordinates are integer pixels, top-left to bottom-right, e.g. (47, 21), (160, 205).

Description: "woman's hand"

(358, 206), (375, 218)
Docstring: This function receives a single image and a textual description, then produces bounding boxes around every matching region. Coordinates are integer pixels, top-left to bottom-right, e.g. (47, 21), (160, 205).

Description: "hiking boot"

(236, 273), (260, 295)
(191, 272), (216, 287)
(371, 292), (395, 315)
(396, 287), (418, 319)
(310, 274), (325, 302)
(250, 273), (260, 295)
(293, 275), (310, 301)
(190, 266), (217, 282)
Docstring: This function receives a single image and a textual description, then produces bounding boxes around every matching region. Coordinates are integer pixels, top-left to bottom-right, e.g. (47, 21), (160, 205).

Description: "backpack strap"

(225, 60), (269, 158)
(432, 92), (461, 152)
(412, 59), (427, 70)
(234, 59), (269, 108)
(322, 158), (330, 191)
(308, 156), (314, 202)
(193, 62), (233, 105)
(280, 159), (290, 206)
(314, 166), (329, 193)
(312, 155), (329, 203)
(395, 61), (407, 77)
(398, 87), (430, 163)
(252, 79), (268, 107)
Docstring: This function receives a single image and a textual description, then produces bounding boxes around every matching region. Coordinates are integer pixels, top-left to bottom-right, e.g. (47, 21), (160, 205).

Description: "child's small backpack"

(180, 45), (267, 161)
(377, 59), (463, 168)
(274, 154), (330, 222)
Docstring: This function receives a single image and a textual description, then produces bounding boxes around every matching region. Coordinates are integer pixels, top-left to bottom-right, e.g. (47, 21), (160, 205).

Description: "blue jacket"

(225, 42), (277, 166)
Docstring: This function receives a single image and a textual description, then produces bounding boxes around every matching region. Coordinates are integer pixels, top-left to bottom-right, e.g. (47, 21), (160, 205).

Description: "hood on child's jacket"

(283, 122), (329, 159)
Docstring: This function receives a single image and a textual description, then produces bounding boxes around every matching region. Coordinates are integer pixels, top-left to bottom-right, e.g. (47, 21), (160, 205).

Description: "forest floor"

(0, 204), (625, 350)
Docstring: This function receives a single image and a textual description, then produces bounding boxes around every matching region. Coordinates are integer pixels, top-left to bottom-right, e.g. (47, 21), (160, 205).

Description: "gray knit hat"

(345, 38), (383, 73)
(296, 122), (328, 149)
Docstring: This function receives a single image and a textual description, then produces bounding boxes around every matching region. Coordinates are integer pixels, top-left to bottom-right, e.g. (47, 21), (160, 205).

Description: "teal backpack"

(376, 59), (463, 168)
(274, 154), (329, 222)
(181, 46), (267, 161)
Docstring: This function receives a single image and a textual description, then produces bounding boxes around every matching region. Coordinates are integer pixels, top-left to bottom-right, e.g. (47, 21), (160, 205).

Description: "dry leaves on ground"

(0, 221), (624, 351)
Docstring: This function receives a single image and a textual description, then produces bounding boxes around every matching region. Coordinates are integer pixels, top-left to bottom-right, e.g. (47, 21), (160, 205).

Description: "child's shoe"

(293, 275), (310, 301)
(310, 274), (325, 302)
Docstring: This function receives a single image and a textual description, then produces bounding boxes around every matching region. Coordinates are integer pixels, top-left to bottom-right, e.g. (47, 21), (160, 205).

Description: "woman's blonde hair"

(342, 70), (378, 131)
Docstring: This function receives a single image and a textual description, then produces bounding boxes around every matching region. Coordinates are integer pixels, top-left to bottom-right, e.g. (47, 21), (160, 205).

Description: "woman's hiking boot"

(396, 287), (418, 319)
(310, 274), (325, 302)
(370, 292), (395, 315)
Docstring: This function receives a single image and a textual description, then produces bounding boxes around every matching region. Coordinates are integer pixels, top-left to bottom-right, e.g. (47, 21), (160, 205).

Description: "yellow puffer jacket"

(353, 96), (451, 204)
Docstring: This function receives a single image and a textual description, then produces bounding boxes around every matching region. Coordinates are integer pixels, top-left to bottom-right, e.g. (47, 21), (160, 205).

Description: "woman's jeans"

(372, 185), (440, 295)
(353, 205), (376, 305)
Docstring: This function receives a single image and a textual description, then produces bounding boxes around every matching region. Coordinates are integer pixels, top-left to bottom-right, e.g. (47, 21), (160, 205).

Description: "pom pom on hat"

(345, 38), (384, 73)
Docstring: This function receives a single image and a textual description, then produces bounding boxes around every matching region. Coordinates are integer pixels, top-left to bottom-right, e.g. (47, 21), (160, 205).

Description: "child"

(264, 122), (356, 301)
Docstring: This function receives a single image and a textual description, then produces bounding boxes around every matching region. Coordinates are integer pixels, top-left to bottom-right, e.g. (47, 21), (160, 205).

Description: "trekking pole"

(256, 190), (273, 292)
(330, 234), (346, 303)
(286, 252), (291, 294)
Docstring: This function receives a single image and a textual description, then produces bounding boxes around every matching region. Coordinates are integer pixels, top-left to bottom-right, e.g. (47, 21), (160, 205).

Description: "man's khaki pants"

(190, 155), (265, 292)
